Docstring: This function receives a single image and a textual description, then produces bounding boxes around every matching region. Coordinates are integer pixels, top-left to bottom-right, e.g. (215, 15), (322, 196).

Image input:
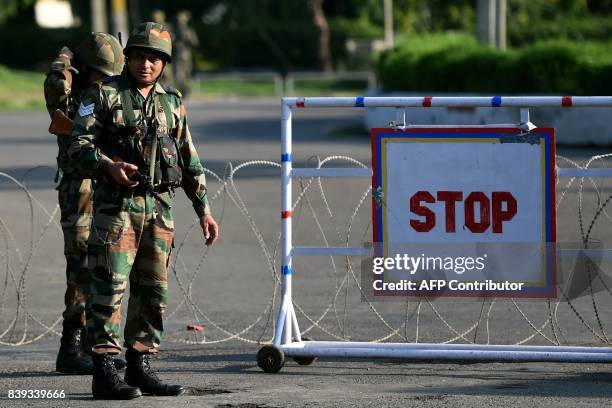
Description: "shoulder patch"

(162, 84), (182, 98)
(78, 102), (95, 117)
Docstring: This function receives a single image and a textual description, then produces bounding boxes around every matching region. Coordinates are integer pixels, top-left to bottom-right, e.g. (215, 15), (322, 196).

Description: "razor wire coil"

(1, 154), (612, 348)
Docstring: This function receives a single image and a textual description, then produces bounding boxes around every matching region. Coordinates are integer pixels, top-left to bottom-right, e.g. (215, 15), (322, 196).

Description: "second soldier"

(45, 32), (126, 375)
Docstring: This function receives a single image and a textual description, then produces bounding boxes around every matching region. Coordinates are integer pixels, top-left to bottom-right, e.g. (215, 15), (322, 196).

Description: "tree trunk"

(309, 0), (333, 72)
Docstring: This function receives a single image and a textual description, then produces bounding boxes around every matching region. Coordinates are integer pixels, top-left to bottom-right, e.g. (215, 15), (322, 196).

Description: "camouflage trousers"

(87, 183), (173, 354)
(57, 176), (93, 332)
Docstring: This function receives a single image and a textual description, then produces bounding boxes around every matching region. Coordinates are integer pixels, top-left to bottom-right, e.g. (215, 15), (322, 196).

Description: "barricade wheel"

(257, 345), (285, 373)
(293, 336), (317, 366)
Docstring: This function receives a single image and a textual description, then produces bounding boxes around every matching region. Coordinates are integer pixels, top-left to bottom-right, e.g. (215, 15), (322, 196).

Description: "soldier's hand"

(105, 161), (139, 188)
(200, 214), (219, 247)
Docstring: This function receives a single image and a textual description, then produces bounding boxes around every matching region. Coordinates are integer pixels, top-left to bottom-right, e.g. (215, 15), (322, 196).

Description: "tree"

(0, 0), (34, 24)
(310, 0), (333, 72)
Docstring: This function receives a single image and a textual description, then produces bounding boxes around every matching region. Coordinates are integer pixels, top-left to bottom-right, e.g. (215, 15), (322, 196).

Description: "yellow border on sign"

(381, 136), (547, 288)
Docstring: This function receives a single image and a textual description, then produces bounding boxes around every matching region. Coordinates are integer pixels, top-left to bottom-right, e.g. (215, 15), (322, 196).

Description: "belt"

(132, 184), (170, 196)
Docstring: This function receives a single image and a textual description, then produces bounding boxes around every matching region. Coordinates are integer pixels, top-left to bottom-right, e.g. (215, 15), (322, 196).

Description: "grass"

(195, 78), (278, 97)
(0, 65), (45, 111)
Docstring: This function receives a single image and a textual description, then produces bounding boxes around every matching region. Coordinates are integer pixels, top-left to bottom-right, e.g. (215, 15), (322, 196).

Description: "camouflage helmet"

(75, 32), (124, 76)
(124, 22), (172, 62)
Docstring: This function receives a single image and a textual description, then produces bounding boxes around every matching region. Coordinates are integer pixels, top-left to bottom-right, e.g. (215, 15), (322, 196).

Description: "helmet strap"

(156, 61), (167, 85)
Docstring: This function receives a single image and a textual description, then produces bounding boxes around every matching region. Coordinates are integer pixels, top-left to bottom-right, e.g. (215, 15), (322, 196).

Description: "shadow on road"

(399, 370), (612, 398)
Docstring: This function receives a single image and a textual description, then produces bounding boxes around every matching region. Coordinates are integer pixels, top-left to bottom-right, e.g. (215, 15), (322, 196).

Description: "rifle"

(123, 165), (172, 209)
(48, 109), (73, 136)
(108, 155), (171, 209)
(49, 109), (171, 209)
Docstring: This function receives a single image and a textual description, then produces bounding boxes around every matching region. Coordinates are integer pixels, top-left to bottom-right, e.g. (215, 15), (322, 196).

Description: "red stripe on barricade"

(296, 100), (305, 108)
(423, 96), (432, 107)
(561, 96), (573, 107)
(281, 211), (292, 218)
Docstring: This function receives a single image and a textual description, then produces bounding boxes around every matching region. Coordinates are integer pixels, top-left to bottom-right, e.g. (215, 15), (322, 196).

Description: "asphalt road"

(1, 98), (612, 407)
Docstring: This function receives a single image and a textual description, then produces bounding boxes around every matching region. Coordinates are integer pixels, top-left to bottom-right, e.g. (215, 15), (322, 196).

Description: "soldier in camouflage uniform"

(68, 22), (219, 399)
(44, 32), (125, 375)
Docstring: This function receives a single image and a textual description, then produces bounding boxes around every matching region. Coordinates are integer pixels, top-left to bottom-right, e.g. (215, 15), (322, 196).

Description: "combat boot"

(55, 328), (94, 374)
(125, 349), (185, 396)
(82, 342), (127, 371)
(112, 355), (127, 370)
(92, 353), (141, 400)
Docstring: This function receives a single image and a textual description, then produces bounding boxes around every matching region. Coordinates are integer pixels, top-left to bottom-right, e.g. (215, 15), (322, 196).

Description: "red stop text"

(410, 191), (517, 233)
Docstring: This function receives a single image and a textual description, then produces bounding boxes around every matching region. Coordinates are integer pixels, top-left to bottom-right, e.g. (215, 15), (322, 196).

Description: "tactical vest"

(108, 88), (183, 188)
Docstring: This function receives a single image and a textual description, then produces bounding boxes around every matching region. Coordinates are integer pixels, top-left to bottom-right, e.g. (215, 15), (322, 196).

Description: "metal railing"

(193, 71), (377, 96)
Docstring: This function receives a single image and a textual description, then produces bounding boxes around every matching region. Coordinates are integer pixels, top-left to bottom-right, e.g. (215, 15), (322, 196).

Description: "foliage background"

(1, 0), (612, 94)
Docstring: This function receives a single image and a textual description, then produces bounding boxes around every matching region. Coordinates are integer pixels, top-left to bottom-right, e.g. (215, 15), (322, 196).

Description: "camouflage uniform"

(44, 47), (93, 333)
(68, 71), (211, 354)
(46, 34), (125, 376)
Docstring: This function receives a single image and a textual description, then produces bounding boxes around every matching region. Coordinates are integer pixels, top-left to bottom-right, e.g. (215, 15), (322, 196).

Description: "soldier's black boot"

(112, 355), (127, 370)
(82, 342), (126, 371)
(92, 353), (141, 400)
(56, 328), (94, 374)
(125, 349), (185, 396)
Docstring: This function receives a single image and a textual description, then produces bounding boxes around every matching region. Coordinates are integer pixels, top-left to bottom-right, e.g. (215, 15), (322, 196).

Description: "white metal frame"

(276, 96), (612, 364)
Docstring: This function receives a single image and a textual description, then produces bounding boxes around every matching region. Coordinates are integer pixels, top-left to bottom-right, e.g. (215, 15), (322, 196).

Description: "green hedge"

(509, 16), (612, 46)
(376, 34), (612, 95)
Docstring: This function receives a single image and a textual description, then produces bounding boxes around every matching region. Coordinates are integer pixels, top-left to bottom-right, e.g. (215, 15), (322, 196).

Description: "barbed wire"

(1, 154), (612, 348)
